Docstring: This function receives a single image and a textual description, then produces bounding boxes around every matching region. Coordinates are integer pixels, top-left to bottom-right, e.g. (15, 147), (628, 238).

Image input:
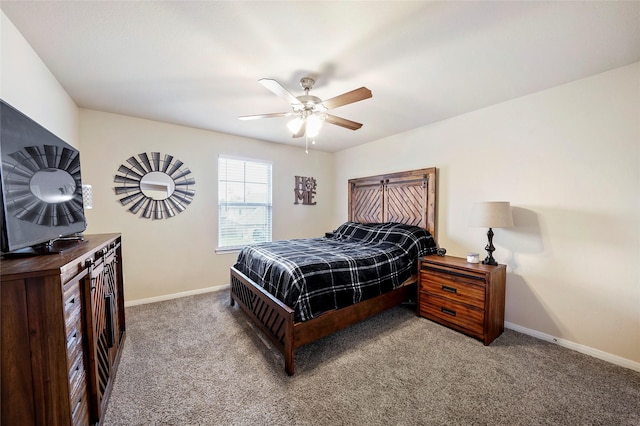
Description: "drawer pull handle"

(442, 285), (457, 294)
(65, 297), (76, 310)
(441, 307), (457, 317)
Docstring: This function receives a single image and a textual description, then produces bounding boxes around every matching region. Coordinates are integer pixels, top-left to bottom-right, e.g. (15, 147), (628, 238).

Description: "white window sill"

(215, 247), (242, 255)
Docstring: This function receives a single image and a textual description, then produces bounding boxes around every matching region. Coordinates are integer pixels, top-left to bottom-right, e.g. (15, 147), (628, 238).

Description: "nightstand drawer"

(419, 294), (484, 336)
(419, 272), (485, 308)
(420, 262), (486, 281)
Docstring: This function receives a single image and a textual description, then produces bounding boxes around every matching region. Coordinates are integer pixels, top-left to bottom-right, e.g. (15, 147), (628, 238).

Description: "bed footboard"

(231, 266), (416, 376)
(230, 266), (296, 374)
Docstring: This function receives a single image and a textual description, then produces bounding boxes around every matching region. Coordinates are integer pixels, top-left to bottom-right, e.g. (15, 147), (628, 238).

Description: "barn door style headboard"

(348, 167), (437, 238)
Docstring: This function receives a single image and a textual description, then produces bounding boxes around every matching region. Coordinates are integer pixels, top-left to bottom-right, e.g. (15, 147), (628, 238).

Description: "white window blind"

(218, 157), (272, 250)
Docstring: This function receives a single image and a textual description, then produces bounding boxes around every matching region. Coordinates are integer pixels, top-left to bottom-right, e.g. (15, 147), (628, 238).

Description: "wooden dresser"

(1, 233), (125, 426)
(417, 255), (506, 345)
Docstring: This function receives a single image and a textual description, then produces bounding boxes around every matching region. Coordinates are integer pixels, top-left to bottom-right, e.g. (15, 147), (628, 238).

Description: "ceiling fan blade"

(259, 78), (302, 106)
(322, 87), (372, 110)
(238, 112), (291, 120)
(292, 120), (306, 138)
(325, 114), (363, 131)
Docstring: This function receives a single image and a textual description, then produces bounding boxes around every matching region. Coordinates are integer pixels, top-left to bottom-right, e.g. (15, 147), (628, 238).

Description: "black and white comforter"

(233, 222), (438, 322)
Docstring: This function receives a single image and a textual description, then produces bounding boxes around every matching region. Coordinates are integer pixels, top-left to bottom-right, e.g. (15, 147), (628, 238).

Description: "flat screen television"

(0, 100), (87, 255)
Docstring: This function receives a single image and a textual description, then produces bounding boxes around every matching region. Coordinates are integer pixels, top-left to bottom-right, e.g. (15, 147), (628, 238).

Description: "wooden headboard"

(348, 167), (437, 238)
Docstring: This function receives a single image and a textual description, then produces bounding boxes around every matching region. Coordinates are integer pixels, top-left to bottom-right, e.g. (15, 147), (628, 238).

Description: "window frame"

(216, 155), (272, 252)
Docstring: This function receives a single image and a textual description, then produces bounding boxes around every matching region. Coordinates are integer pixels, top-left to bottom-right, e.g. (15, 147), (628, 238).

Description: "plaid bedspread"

(233, 222), (438, 322)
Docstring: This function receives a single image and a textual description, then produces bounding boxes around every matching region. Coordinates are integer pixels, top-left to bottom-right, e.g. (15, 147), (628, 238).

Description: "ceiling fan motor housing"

(296, 95), (325, 110)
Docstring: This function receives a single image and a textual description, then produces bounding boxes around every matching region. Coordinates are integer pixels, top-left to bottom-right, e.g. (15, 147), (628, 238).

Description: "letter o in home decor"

(114, 152), (195, 219)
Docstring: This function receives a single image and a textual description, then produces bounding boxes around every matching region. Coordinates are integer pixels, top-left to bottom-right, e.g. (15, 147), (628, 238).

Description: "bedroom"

(1, 1), (638, 424)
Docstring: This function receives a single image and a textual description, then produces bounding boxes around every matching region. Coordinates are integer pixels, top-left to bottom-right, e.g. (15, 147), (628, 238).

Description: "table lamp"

(471, 201), (513, 265)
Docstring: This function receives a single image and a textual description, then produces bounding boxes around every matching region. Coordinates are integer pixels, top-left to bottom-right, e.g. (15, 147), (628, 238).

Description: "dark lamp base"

(482, 227), (498, 266)
(482, 257), (498, 266)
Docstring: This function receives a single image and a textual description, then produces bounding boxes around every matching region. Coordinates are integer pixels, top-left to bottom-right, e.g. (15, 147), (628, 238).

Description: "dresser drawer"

(69, 371), (89, 426)
(420, 274), (485, 309)
(68, 336), (89, 426)
(419, 294), (484, 337)
(420, 262), (486, 280)
(63, 280), (82, 327)
(420, 271), (485, 309)
(68, 343), (86, 389)
(65, 316), (84, 359)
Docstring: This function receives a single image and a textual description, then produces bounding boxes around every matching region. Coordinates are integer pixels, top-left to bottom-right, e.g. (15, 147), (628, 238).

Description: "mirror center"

(140, 171), (175, 200)
(30, 168), (77, 203)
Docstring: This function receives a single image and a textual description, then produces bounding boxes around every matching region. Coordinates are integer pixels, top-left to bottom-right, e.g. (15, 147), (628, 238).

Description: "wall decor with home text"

(294, 176), (317, 205)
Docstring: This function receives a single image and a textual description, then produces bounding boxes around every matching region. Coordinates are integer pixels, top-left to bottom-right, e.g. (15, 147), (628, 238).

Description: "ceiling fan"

(239, 77), (372, 139)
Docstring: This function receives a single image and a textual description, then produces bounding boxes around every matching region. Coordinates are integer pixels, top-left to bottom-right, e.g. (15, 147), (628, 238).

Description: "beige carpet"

(103, 290), (639, 425)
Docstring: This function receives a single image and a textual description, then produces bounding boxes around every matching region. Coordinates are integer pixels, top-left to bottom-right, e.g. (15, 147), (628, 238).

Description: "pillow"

(331, 221), (386, 242)
(375, 222), (438, 258)
(331, 222), (438, 257)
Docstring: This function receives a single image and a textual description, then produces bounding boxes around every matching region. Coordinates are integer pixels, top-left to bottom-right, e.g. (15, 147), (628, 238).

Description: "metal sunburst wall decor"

(114, 152), (195, 219)
(1, 144), (84, 226)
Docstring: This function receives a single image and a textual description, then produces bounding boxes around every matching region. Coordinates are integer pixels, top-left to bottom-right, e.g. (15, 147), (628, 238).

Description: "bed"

(230, 167), (437, 375)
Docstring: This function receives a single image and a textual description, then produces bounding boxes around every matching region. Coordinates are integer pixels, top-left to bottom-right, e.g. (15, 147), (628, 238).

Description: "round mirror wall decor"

(114, 152), (196, 219)
(1, 144), (84, 225)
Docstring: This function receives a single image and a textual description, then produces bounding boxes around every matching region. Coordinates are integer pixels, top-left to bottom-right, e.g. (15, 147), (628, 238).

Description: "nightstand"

(417, 255), (506, 345)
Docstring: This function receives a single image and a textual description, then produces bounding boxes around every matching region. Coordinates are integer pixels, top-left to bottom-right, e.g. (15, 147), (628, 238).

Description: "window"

(218, 156), (272, 250)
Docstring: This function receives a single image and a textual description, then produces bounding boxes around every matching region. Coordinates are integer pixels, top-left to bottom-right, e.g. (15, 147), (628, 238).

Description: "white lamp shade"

(471, 201), (513, 228)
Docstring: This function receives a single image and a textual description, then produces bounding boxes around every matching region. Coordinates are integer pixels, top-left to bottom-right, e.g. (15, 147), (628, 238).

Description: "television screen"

(0, 100), (87, 254)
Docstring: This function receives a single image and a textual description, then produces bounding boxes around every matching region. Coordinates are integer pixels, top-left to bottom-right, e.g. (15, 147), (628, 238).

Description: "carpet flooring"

(103, 290), (639, 425)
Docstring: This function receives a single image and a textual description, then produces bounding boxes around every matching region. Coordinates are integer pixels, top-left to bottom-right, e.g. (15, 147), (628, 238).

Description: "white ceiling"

(2, 1), (640, 152)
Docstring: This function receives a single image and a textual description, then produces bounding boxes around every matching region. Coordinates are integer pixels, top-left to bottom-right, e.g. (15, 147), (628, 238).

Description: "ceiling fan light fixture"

(287, 117), (303, 134)
(240, 77), (371, 147)
(306, 114), (323, 138)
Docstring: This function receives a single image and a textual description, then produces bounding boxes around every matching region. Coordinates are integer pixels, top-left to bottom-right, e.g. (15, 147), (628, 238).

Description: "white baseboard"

(505, 321), (640, 372)
(124, 284), (230, 307)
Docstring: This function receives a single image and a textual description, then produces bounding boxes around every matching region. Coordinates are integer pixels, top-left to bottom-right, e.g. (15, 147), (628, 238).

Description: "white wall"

(0, 11), (78, 147)
(333, 63), (640, 366)
(79, 109), (334, 302)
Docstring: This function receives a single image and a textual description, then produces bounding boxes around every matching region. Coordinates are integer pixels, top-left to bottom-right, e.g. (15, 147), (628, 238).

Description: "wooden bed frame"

(230, 167), (437, 375)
